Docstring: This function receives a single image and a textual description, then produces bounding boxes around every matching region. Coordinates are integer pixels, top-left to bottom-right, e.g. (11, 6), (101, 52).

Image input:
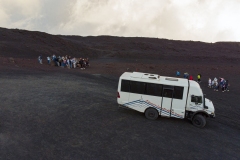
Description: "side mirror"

(204, 106), (208, 109)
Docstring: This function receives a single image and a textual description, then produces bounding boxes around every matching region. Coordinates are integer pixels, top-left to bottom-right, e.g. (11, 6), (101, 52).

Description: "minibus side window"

(130, 81), (145, 94)
(191, 95), (202, 104)
(121, 80), (130, 92)
(145, 83), (162, 96)
(173, 86), (184, 99)
(198, 96), (203, 103)
(163, 89), (173, 98)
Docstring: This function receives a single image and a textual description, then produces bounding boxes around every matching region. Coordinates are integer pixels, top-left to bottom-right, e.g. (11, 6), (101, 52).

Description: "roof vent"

(149, 77), (157, 79)
(165, 77), (178, 81)
(141, 73), (160, 80)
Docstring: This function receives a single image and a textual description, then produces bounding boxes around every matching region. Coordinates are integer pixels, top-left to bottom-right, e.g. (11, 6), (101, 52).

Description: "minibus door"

(161, 86), (173, 117)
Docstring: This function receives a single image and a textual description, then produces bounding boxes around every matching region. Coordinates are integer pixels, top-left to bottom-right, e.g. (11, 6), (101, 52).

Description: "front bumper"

(210, 112), (216, 118)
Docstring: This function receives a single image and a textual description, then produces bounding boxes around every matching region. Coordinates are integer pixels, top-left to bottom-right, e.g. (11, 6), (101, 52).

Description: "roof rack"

(142, 73), (160, 80)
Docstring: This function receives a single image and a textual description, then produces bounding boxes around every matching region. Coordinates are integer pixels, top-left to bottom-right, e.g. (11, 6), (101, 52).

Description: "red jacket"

(189, 75), (193, 80)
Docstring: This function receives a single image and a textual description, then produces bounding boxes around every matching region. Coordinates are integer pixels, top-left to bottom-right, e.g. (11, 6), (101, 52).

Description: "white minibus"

(117, 72), (215, 128)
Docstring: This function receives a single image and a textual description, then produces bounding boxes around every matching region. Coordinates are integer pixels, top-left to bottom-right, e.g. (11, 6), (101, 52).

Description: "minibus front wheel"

(145, 108), (159, 120)
(192, 114), (206, 128)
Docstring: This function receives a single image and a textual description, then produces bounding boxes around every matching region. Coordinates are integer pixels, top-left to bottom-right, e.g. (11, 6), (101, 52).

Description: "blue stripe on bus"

(123, 99), (183, 119)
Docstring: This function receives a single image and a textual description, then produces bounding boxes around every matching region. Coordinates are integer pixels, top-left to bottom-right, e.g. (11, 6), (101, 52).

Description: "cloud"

(0, 0), (239, 42)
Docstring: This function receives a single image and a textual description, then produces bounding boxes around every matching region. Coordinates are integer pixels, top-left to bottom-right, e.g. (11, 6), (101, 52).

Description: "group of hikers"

(38, 54), (90, 69)
(176, 71), (230, 92)
(208, 77), (230, 92)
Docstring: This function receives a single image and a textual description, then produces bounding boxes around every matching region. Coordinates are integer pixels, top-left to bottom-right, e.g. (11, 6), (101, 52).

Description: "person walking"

(61, 58), (67, 68)
(38, 55), (42, 64)
(211, 79), (215, 88)
(52, 54), (56, 61)
(47, 56), (51, 64)
(219, 78), (224, 91)
(214, 81), (219, 91)
(184, 72), (189, 79)
(189, 75), (193, 80)
(68, 56), (72, 68)
(221, 81), (225, 92)
(71, 58), (76, 68)
(208, 78), (212, 88)
(86, 58), (90, 67)
(225, 80), (230, 91)
(176, 71), (180, 77)
(67, 58), (70, 69)
(58, 57), (62, 66)
(197, 74), (201, 83)
(212, 77), (218, 89)
(79, 58), (84, 69)
(83, 59), (86, 69)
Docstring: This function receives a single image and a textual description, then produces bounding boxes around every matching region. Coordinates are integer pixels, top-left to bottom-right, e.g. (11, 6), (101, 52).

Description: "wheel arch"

(144, 107), (160, 114)
(191, 111), (209, 120)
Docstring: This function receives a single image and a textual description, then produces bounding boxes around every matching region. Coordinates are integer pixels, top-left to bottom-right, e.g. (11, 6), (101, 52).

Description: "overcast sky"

(0, 0), (239, 42)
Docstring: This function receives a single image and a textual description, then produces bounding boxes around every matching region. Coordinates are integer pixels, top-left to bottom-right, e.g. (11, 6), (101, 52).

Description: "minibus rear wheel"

(192, 114), (206, 128)
(145, 108), (159, 120)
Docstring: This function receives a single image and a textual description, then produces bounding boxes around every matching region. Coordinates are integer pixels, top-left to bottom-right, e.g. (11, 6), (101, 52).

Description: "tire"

(145, 108), (159, 120)
(192, 114), (206, 128)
